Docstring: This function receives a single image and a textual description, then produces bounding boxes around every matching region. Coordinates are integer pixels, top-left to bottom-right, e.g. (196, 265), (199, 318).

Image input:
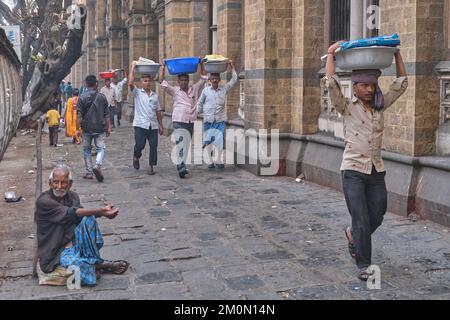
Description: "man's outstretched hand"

(102, 205), (119, 219)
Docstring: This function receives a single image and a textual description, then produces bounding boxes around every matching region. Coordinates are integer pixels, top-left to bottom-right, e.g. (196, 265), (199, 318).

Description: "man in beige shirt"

(325, 41), (408, 281)
(100, 78), (117, 128)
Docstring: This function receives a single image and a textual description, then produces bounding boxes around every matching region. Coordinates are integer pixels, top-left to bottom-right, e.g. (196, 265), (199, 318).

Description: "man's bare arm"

(394, 51), (407, 78)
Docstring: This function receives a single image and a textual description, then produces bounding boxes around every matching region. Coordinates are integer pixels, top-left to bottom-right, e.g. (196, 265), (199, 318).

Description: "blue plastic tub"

(165, 57), (200, 75)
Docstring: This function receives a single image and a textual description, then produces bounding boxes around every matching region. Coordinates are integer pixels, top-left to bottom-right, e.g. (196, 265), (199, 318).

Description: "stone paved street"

(1, 123), (450, 300)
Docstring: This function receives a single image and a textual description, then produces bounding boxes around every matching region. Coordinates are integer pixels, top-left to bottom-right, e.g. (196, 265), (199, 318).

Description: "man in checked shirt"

(325, 41), (408, 281)
(159, 59), (207, 179)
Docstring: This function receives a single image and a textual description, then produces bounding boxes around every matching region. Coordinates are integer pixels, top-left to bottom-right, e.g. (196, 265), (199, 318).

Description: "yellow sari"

(65, 96), (80, 143)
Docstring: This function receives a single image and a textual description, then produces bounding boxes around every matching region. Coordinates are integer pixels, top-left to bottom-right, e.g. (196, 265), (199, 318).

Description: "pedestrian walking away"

(76, 75), (112, 182)
(325, 41), (408, 281)
(46, 103), (60, 147)
(65, 88), (81, 144)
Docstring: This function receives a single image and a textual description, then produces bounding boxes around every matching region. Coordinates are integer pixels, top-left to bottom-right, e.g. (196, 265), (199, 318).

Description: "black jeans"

(49, 126), (59, 146)
(134, 126), (158, 166)
(172, 122), (194, 173)
(116, 101), (123, 122)
(342, 167), (387, 269)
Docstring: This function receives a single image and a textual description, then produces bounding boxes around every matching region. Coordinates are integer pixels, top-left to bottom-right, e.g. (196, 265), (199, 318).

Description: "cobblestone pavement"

(1, 123), (450, 300)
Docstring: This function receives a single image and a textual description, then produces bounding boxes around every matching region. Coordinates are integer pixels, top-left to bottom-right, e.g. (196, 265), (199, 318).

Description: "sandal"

(101, 260), (130, 275)
(345, 227), (356, 259)
(358, 267), (372, 282)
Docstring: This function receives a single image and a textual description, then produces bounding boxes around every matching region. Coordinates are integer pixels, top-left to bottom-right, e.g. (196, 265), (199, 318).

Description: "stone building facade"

(69, 0), (450, 226)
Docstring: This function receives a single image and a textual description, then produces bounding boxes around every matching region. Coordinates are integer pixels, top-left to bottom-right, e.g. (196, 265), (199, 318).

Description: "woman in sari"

(65, 88), (80, 144)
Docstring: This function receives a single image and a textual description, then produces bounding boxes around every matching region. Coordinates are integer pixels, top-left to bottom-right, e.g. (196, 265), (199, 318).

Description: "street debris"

(28, 170), (35, 174)
(21, 129), (34, 136)
(409, 213), (419, 222)
(4, 191), (23, 203)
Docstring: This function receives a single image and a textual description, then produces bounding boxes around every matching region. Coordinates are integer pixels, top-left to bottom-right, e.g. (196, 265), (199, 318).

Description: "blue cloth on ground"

(60, 216), (104, 286)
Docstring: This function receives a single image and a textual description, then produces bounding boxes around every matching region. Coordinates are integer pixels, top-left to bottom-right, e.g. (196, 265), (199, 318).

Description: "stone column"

(291, 0), (325, 135)
(145, 16), (159, 61)
(128, 0), (147, 62)
(350, 0), (364, 40)
(380, 0), (444, 156)
(164, 0), (192, 58)
(244, 0), (293, 133)
(96, 0), (108, 85)
(75, 59), (82, 89)
(189, 0), (209, 57)
(108, 0), (128, 70)
(85, 0), (97, 78)
(156, 2), (166, 112)
(217, 0), (243, 119)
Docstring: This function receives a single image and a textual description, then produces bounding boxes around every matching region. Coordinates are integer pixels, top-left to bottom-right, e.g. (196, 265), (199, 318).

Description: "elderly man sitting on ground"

(36, 165), (129, 286)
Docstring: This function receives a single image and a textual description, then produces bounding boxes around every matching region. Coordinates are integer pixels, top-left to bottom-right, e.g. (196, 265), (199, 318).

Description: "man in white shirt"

(100, 79), (117, 128)
(111, 72), (128, 127)
(196, 60), (237, 169)
(129, 62), (164, 175)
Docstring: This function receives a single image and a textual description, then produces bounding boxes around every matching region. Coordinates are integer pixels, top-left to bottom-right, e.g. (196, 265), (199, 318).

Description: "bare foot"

(97, 260), (129, 274)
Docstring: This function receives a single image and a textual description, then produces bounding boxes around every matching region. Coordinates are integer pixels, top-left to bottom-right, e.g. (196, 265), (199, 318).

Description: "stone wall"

(380, 0), (444, 156)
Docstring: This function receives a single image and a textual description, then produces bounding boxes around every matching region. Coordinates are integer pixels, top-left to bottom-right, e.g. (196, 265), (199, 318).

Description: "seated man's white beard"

(52, 188), (68, 198)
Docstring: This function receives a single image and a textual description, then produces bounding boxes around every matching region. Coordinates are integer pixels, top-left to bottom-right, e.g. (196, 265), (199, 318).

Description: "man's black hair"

(85, 75), (98, 87)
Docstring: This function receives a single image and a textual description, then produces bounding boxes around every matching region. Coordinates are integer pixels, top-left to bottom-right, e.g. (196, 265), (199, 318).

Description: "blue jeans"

(342, 167), (387, 269)
(83, 133), (106, 175)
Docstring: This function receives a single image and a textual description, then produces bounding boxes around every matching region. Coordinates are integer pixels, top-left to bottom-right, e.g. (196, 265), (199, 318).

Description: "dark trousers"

(134, 126), (158, 166)
(342, 167), (387, 269)
(49, 126), (59, 146)
(116, 102), (123, 122)
(173, 122), (194, 173)
(109, 106), (116, 127)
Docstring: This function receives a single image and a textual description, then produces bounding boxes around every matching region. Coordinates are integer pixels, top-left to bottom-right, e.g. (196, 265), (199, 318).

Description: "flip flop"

(358, 268), (373, 282)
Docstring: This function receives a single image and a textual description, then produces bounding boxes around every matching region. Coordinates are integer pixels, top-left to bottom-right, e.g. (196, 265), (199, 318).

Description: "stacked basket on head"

(203, 54), (229, 74)
(134, 57), (161, 76)
(326, 34), (401, 71)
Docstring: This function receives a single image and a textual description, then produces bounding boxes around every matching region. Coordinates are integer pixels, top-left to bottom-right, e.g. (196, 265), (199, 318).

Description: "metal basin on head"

(335, 46), (398, 71)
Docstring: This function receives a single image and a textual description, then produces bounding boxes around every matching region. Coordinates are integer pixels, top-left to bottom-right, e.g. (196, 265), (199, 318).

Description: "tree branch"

(0, 0), (23, 27)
